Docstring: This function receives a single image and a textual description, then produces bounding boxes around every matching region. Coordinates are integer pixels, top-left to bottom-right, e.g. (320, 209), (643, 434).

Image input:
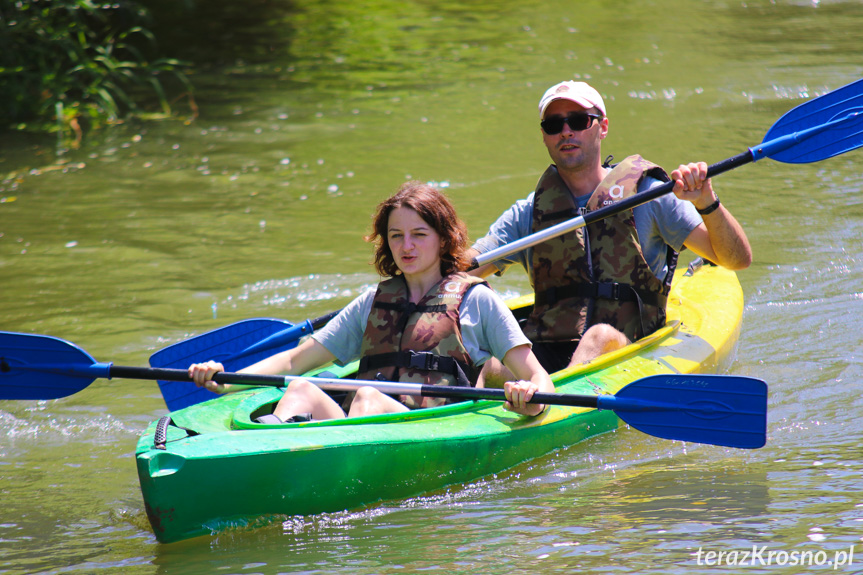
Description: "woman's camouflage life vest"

(357, 272), (487, 409)
(525, 155), (676, 343)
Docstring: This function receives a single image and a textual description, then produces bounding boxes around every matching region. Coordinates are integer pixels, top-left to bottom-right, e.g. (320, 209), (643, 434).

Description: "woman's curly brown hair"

(367, 181), (471, 278)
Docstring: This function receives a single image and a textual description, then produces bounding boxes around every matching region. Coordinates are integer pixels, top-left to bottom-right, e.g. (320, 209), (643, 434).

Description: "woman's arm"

(188, 337), (337, 394)
(500, 343), (555, 417)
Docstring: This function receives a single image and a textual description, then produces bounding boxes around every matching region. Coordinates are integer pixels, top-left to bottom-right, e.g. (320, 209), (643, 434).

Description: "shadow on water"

(145, 0), (299, 67)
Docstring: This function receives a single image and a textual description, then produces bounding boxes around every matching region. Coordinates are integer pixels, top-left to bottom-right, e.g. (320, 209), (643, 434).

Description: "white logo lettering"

(609, 185), (625, 199)
(695, 545), (855, 568)
(751, 545), (767, 565)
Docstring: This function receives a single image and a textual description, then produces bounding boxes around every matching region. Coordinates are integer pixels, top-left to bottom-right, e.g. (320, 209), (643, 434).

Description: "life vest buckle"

(407, 350), (436, 370)
(596, 282), (620, 300)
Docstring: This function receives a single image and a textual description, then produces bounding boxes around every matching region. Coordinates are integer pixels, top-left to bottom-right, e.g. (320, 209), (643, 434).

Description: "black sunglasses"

(540, 112), (603, 135)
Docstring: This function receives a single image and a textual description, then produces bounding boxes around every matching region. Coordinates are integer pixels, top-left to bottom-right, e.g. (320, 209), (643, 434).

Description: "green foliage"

(0, 0), (193, 142)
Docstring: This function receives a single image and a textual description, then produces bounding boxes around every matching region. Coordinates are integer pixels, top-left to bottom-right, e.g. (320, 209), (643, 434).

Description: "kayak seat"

(255, 412), (314, 424)
(256, 414), (282, 424)
(250, 370), (347, 424)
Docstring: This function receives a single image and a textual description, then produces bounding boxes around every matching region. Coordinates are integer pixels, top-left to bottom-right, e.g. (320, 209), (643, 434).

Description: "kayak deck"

(136, 262), (744, 543)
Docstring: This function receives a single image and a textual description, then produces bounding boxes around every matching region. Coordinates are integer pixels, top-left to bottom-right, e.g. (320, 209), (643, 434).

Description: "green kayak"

(136, 263), (744, 543)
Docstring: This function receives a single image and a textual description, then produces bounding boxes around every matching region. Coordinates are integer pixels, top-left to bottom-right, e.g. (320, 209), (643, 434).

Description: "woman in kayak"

(189, 181), (554, 421)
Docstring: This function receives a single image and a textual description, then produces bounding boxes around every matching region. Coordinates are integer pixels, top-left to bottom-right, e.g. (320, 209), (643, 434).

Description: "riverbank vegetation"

(1, 0), (195, 149)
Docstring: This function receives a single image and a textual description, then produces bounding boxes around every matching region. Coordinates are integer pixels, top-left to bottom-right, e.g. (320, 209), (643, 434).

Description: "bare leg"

(476, 357), (515, 389)
(569, 323), (630, 366)
(273, 379), (346, 421)
(347, 386), (410, 417)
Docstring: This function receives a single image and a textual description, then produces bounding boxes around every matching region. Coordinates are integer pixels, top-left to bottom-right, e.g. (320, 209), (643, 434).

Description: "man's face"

(541, 99), (607, 172)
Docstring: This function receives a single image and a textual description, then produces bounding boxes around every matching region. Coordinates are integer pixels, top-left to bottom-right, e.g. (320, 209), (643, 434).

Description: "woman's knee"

(352, 386), (385, 404)
(348, 386), (383, 416)
(285, 378), (317, 396)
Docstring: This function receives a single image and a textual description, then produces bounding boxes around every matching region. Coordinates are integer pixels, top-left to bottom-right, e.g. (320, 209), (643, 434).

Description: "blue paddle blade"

(597, 374), (767, 449)
(757, 77), (863, 164)
(0, 332), (107, 400)
(150, 318), (312, 411)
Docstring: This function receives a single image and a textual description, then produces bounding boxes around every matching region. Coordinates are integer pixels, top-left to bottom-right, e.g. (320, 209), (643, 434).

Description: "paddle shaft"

(472, 151), (754, 268)
(106, 365), (598, 407)
(108, 365), (599, 407)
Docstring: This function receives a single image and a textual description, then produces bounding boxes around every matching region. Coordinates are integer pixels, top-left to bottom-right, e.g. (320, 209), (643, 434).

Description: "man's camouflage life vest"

(357, 272), (487, 409)
(525, 154), (677, 343)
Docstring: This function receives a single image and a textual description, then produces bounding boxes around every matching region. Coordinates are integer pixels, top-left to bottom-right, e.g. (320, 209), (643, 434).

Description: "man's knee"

(582, 323), (626, 344)
(571, 324), (629, 365)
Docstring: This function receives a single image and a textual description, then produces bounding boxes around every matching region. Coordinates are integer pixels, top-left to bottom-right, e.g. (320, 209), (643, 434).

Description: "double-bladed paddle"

(0, 331), (767, 449)
(151, 76), (863, 411)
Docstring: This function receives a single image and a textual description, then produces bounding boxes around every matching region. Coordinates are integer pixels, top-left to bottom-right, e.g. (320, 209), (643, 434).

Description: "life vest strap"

(359, 350), (473, 388)
(372, 301), (448, 314)
(535, 282), (667, 308)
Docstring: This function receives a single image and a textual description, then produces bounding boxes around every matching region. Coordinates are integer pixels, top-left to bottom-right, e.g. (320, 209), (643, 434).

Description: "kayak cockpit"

(227, 317), (684, 431)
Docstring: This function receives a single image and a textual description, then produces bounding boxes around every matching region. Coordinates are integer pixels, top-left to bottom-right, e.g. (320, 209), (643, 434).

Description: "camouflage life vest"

(357, 272), (487, 409)
(525, 155), (677, 342)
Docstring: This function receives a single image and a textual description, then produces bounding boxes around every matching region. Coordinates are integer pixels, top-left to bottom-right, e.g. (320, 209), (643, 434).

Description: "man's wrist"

(696, 198), (721, 215)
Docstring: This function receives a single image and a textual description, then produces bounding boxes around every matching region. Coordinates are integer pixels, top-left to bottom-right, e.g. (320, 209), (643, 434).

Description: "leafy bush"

(0, 0), (194, 145)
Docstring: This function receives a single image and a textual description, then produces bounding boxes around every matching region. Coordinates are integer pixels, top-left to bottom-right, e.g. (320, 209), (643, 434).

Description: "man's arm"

(467, 195), (535, 278)
(466, 248), (500, 278)
(673, 162), (752, 270)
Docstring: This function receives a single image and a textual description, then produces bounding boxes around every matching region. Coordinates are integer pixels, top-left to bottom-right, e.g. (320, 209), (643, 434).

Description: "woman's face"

(387, 207), (444, 282)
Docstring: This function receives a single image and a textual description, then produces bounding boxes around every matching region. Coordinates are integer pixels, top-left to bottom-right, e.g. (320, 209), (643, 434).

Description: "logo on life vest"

(437, 281), (463, 299)
(609, 185), (624, 199)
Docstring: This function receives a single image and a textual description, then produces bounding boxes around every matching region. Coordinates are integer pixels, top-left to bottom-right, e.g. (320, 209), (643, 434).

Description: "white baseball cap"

(538, 81), (606, 118)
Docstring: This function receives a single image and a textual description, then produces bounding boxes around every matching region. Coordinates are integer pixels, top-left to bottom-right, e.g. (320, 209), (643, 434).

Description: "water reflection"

(607, 464), (767, 516)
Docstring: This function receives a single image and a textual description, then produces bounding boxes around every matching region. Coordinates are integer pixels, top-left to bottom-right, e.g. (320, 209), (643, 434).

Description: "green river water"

(2, 0), (863, 573)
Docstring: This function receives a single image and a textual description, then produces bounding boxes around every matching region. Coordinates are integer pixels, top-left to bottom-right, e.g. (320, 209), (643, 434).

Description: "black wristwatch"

(696, 198), (721, 216)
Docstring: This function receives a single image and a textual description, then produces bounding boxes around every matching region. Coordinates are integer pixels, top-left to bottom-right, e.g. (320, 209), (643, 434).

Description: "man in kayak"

(468, 80), (752, 375)
(189, 181), (554, 421)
